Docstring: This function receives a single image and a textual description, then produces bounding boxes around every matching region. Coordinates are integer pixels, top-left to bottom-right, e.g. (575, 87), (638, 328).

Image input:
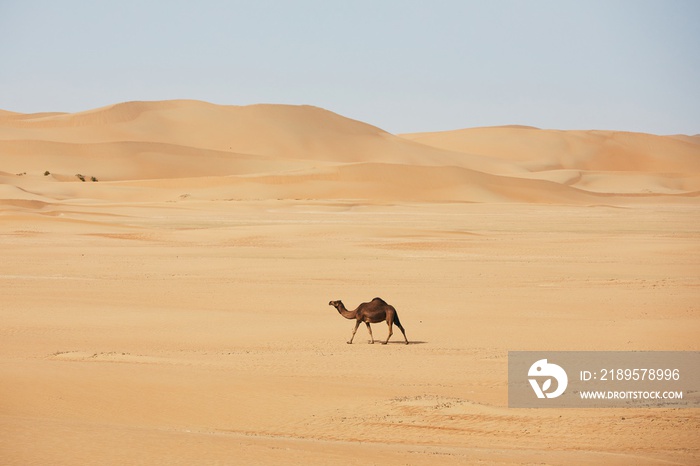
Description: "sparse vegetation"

(76, 173), (86, 182)
(44, 170), (51, 176)
(91, 176), (98, 182)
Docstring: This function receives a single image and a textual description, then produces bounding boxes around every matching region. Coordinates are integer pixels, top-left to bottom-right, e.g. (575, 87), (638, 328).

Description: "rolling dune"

(1, 100), (698, 205)
(403, 126), (700, 198)
(402, 126), (700, 172)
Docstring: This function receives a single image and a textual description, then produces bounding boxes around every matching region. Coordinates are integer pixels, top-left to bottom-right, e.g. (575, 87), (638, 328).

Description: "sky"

(1, 0), (698, 135)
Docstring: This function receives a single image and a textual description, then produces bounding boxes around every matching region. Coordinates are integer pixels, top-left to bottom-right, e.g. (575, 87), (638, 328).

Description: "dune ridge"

(1, 99), (698, 205)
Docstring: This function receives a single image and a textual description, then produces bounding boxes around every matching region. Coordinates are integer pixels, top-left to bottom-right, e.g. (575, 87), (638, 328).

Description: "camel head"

(328, 300), (342, 309)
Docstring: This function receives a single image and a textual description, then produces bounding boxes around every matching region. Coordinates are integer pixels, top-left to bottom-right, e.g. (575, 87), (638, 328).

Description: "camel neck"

(336, 304), (356, 319)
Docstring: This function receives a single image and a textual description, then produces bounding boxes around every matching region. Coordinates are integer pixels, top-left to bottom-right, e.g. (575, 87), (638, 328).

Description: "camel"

(328, 297), (409, 345)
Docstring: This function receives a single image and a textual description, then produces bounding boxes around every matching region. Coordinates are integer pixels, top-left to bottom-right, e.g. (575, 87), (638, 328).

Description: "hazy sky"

(1, 0), (698, 134)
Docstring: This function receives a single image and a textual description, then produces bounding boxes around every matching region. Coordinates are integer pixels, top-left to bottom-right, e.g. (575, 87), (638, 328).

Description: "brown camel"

(329, 297), (409, 345)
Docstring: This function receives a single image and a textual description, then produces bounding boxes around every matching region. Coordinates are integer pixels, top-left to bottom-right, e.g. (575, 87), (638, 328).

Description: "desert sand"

(1, 100), (698, 465)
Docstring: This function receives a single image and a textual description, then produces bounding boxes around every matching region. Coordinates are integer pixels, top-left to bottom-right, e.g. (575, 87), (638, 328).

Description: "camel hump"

(371, 297), (388, 305)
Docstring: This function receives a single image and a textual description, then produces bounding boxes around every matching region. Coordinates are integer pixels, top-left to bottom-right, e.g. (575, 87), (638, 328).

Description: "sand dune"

(402, 126), (700, 171)
(402, 126), (700, 198)
(1, 100), (698, 205)
(0, 100), (519, 173)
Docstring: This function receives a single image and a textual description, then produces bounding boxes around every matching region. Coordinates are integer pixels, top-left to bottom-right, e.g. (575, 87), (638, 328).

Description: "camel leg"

(348, 320), (362, 344)
(383, 320), (393, 345)
(365, 322), (374, 344)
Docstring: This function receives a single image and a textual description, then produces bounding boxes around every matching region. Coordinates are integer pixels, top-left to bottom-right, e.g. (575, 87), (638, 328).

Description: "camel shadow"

(387, 340), (428, 345)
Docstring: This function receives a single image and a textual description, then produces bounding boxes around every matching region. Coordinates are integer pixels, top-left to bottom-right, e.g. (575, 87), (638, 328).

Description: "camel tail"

(393, 311), (404, 330)
(392, 310), (409, 344)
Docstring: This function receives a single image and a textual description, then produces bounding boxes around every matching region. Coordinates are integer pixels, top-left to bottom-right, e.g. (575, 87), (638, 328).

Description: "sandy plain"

(1, 101), (699, 465)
